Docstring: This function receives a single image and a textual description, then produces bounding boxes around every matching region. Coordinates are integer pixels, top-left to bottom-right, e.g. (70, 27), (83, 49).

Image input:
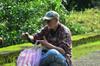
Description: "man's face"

(45, 18), (58, 29)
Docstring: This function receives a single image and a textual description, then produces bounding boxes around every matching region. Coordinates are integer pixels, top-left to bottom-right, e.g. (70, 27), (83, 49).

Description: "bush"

(0, 0), (66, 47)
(0, 0), (100, 47)
(62, 0), (100, 11)
(66, 9), (100, 35)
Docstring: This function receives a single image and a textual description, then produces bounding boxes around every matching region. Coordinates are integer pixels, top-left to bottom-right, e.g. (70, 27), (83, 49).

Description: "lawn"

(0, 43), (33, 53)
(2, 40), (100, 66)
(72, 40), (100, 59)
(72, 32), (99, 41)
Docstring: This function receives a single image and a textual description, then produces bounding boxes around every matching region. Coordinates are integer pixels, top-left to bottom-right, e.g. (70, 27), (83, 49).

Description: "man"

(22, 11), (72, 66)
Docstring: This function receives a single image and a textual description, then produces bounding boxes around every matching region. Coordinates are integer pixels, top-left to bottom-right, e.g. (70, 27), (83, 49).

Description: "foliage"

(62, 0), (100, 11)
(0, 0), (100, 47)
(0, 0), (65, 47)
(66, 9), (100, 35)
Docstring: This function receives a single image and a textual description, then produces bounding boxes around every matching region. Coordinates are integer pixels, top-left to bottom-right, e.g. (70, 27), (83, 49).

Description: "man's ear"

(56, 18), (59, 22)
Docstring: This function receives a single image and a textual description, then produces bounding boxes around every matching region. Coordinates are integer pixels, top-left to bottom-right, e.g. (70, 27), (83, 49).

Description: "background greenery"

(0, 0), (100, 47)
(62, 0), (100, 11)
(0, 0), (100, 66)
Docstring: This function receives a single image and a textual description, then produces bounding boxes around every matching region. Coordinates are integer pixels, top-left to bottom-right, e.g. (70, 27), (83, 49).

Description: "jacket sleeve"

(58, 28), (72, 56)
(30, 28), (45, 44)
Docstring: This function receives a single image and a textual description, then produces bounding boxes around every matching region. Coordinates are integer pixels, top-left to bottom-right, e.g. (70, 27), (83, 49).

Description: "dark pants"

(40, 49), (68, 66)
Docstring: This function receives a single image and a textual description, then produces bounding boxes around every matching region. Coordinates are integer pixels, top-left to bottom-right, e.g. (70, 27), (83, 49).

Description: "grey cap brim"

(42, 16), (53, 21)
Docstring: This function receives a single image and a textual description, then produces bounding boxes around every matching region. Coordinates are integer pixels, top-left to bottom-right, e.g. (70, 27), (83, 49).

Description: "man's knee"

(40, 49), (59, 64)
(41, 49), (68, 66)
(46, 49), (66, 60)
(47, 49), (60, 56)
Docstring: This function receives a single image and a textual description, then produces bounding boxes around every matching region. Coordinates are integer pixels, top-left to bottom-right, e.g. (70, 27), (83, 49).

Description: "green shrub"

(0, 0), (65, 47)
(66, 9), (100, 35)
(0, 0), (100, 47)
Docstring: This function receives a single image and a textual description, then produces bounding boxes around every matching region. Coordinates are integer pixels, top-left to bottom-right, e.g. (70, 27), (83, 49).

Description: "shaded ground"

(73, 51), (100, 66)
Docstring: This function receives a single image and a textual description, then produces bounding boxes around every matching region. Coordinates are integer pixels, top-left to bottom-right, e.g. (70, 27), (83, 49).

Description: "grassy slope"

(3, 41), (100, 66)
(0, 43), (32, 52)
(4, 63), (15, 66)
(73, 41), (100, 59)
(0, 33), (100, 66)
(72, 32), (99, 41)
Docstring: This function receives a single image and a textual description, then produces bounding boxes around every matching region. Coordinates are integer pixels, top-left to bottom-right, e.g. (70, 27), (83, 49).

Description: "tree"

(61, 0), (95, 11)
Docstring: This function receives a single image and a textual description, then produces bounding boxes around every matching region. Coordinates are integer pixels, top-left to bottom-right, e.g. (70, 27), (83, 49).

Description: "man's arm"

(21, 27), (46, 44)
(21, 32), (34, 42)
(21, 32), (65, 54)
(38, 39), (65, 54)
(58, 28), (72, 56)
(45, 42), (66, 54)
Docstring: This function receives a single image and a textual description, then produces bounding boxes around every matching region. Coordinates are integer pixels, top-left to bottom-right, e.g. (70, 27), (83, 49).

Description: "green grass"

(3, 41), (100, 66)
(72, 32), (99, 41)
(0, 33), (100, 66)
(72, 41), (100, 59)
(3, 63), (15, 66)
(0, 43), (33, 52)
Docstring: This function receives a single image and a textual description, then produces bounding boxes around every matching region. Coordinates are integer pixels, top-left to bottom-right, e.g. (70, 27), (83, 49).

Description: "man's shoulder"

(39, 25), (48, 33)
(42, 25), (48, 31)
(59, 23), (71, 34)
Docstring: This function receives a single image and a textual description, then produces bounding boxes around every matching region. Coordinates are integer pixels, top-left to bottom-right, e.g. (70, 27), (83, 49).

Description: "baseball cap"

(42, 11), (60, 21)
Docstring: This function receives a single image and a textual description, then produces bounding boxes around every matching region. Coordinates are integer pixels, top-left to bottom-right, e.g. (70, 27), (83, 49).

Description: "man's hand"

(21, 32), (29, 40)
(21, 32), (34, 40)
(38, 39), (65, 54)
(37, 40), (49, 46)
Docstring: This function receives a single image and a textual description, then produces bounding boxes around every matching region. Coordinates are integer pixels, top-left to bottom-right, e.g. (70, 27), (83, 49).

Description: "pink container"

(17, 47), (42, 66)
